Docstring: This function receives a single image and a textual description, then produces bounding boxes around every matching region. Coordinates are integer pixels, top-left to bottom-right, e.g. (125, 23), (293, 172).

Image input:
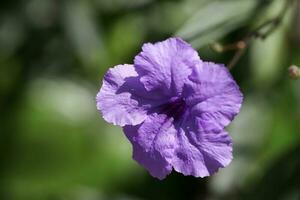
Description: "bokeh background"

(1, 0), (300, 199)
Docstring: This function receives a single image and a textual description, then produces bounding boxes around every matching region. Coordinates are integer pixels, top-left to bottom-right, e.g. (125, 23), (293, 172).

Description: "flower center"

(159, 97), (186, 120)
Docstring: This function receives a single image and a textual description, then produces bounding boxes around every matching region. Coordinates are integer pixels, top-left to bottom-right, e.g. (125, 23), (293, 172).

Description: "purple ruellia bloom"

(96, 37), (243, 180)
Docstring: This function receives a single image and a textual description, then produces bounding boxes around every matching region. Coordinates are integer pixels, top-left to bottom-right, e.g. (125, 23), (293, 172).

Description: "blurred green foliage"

(0, 0), (300, 200)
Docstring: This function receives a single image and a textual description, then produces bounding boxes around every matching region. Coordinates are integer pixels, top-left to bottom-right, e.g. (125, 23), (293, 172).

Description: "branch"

(210, 0), (295, 70)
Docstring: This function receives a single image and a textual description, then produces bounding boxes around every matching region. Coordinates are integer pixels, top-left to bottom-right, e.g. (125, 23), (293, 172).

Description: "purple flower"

(96, 38), (243, 180)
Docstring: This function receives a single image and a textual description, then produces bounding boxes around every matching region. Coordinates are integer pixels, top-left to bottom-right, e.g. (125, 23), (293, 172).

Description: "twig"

(210, 0), (294, 70)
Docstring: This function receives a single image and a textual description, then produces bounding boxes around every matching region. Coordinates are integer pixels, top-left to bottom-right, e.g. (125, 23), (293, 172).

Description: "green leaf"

(250, 0), (293, 88)
(175, 0), (258, 48)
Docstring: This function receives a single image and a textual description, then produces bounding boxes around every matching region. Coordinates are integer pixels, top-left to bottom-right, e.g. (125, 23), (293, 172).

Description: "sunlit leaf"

(175, 0), (258, 48)
(250, 0), (292, 88)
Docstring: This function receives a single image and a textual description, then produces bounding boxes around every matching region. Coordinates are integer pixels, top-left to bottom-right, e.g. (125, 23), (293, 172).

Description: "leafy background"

(1, 0), (300, 199)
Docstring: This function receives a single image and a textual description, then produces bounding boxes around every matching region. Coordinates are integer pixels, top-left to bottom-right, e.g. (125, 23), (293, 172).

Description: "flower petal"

(184, 62), (243, 132)
(96, 64), (148, 126)
(171, 129), (232, 177)
(123, 112), (233, 179)
(134, 37), (201, 96)
(123, 113), (177, 179)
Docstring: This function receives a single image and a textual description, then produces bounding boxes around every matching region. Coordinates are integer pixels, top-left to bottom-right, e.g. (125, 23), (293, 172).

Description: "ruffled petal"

(123, 112), (233, 179)
(96, 64), (149, 126)
(134, 37), (201, 96)
(184, 62), (243, 132)
(170, 129), (232, 177)
(123, 113), (177, 179)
